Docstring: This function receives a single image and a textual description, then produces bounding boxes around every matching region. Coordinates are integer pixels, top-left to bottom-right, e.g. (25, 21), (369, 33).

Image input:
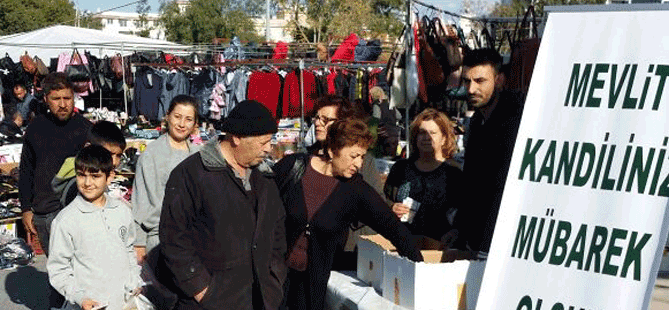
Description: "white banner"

(477, 6), (669, 310)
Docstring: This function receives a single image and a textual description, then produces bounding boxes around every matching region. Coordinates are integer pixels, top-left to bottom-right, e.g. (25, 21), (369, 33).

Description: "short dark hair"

(323, 119), (375, 159)
(75, 145), (114, 176)
(88, 121), (126, 150)
(167, 95), (199, 121)
(312, 95), (363, 120)
(42, 72), (73, 96)
(463, 48), (503, 74)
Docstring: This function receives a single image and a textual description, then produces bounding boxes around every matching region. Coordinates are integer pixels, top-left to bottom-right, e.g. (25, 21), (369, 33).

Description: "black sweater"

(274, 154), (423, 310)
(19, 113), (91, 214)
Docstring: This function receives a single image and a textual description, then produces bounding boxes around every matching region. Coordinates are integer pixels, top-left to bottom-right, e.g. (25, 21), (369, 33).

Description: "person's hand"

(21, 210), (37, 235)
(391, 203), (410, 218)
(194, 286), (209, 303)
(81, 298), (100, 310)
(134, 246), (146, 265)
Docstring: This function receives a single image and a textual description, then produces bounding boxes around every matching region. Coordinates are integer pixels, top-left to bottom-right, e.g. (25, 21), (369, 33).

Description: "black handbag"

(65, 49), (91, 82)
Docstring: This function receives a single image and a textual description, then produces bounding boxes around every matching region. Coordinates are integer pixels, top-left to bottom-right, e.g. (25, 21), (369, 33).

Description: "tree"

(159, 0), (262, 44)
(136, 0), (152, 38)
(0, 0), (75, 35)
(280, 0), (403, 44)
(80, 14), (104, 30)
(490, 0), (607, 18)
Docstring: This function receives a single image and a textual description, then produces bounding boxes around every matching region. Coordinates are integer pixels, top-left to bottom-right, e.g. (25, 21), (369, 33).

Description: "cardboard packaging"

(357, 234), (486, 309)
(356, 234), (396, 292)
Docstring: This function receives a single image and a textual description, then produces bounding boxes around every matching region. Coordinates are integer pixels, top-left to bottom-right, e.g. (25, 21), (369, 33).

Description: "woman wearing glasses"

(275, 119), (423, 310)
(306, 95), (386, 270)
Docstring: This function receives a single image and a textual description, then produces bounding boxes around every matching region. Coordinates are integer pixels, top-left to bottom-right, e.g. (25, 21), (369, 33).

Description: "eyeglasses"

(312, 114), (338, 125)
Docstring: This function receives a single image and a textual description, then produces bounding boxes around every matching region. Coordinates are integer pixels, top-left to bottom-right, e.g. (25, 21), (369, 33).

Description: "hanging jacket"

(132, 67), (163, 121)
(331, 33), (359, 62)
(272, 41), (289, 59)
(282, 69), (316, 119)
(247, 71), (283, 119)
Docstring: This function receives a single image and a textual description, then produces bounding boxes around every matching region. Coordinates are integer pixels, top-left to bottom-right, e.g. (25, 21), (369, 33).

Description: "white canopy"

(0, 25), (190, 61)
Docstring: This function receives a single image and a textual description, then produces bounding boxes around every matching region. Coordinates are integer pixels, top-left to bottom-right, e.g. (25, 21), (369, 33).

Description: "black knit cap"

(220, 100), (278, 136)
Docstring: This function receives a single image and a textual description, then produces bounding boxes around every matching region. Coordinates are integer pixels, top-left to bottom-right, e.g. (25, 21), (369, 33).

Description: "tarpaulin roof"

(0, 25), (189, 60)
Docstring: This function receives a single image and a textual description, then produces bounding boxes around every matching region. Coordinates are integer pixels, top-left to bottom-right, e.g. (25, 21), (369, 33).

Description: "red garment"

(331, 33), (359, 62)
(247, 71), (283, 119)
(272, 41), (288, 59)
(283, 69), (316, 118)
(327, 71), (337, 94)
(414, 23), (428, 103)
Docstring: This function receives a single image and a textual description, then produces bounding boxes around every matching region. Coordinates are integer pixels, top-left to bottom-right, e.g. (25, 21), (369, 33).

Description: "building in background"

(97, 11), (165, 40)
(251, 10), (309, 43)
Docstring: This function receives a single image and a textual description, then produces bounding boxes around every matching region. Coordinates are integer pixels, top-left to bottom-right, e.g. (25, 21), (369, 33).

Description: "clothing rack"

(129, 60), (387, 69)
(129, 59), (386, 148)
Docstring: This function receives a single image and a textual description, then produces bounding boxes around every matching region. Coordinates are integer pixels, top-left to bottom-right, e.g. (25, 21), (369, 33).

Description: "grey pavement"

(0, 255), (666, 310)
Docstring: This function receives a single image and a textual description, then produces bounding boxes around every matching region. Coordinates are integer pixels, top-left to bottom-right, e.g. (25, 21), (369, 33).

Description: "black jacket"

(159, 140), (287, 310)
(274, 154), (423, 310)
(459, 90), (525, 252)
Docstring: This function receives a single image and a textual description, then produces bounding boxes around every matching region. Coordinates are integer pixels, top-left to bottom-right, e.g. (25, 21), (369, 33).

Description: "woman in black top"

(384, 108), (464, 241)
(274, 119), (423, 310)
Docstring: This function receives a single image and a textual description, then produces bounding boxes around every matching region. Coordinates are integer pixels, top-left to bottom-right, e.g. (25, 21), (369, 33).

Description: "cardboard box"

(382, 250), (486, 310)
(356, 235), (396, 292)
(357, 235), (443, 293)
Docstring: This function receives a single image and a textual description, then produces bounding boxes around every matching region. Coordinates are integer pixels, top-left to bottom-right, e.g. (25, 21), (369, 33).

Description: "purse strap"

(69, 48), (83, 65)
(514, 5), (538, 43)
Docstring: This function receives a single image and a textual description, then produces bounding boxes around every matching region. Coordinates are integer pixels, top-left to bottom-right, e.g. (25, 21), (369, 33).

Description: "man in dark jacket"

(159, 100), (287, 310)
(18, 72), (92, 308)
(19, 73), (92, 254)
(456, 48), (525, 253)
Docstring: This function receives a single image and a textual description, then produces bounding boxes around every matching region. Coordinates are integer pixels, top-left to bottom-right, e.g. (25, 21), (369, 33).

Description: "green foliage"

(0, 0), (76, 35)
(159, 0), (262, 44)
(136, 0), (153, 37)
(281, 0), (403, 43)
(80, 16), (104, 30)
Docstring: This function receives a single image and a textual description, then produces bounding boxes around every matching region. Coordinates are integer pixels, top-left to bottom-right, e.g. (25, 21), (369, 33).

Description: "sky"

(75, 0), (466, 15)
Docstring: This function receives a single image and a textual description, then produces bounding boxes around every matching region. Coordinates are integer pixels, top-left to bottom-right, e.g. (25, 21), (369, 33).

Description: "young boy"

(52, 120), (126, 207)
(47, 145), (141, 310)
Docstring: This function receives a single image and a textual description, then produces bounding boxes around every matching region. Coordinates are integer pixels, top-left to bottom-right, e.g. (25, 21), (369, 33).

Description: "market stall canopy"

(0, 25), (190, 60)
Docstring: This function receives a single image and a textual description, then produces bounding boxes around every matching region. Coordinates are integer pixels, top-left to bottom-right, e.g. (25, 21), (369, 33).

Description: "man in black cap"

(159, 100), (287, 310)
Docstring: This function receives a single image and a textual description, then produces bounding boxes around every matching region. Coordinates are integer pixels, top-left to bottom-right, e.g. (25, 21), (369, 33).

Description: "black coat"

(274, 154), (423, 310)
(159, 147), (287, 310)
(459, 90), (525, 252)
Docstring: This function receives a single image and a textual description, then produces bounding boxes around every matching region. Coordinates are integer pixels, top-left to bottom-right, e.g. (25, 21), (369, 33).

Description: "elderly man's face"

(234, 134), (274, 168)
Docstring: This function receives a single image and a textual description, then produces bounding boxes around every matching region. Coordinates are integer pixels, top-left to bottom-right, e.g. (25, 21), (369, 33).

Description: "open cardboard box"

(356, 234), (396, 292)
(357, 234), (486, 309)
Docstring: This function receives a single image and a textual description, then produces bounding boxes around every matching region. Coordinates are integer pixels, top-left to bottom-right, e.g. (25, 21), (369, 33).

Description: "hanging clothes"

(272, 41), (289, 59)
(190, 68), (218, 119)
(331, 33), (359, 62)
(132, 66), (163, 120)
(247, 70), (283, 119)
(282, 69), (316, 119)
(158, 69), (191, 120)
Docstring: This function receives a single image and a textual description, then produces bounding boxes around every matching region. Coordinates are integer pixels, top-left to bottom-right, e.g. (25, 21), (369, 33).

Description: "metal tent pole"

(122, 42), (128, 115)
(404, 0), (412, 158)
(298, 59), (305, 151)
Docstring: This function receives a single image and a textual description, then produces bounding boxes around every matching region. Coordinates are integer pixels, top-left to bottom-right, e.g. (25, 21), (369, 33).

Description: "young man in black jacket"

(456, 49), (525, 253)
(160, 100), (287, 310)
